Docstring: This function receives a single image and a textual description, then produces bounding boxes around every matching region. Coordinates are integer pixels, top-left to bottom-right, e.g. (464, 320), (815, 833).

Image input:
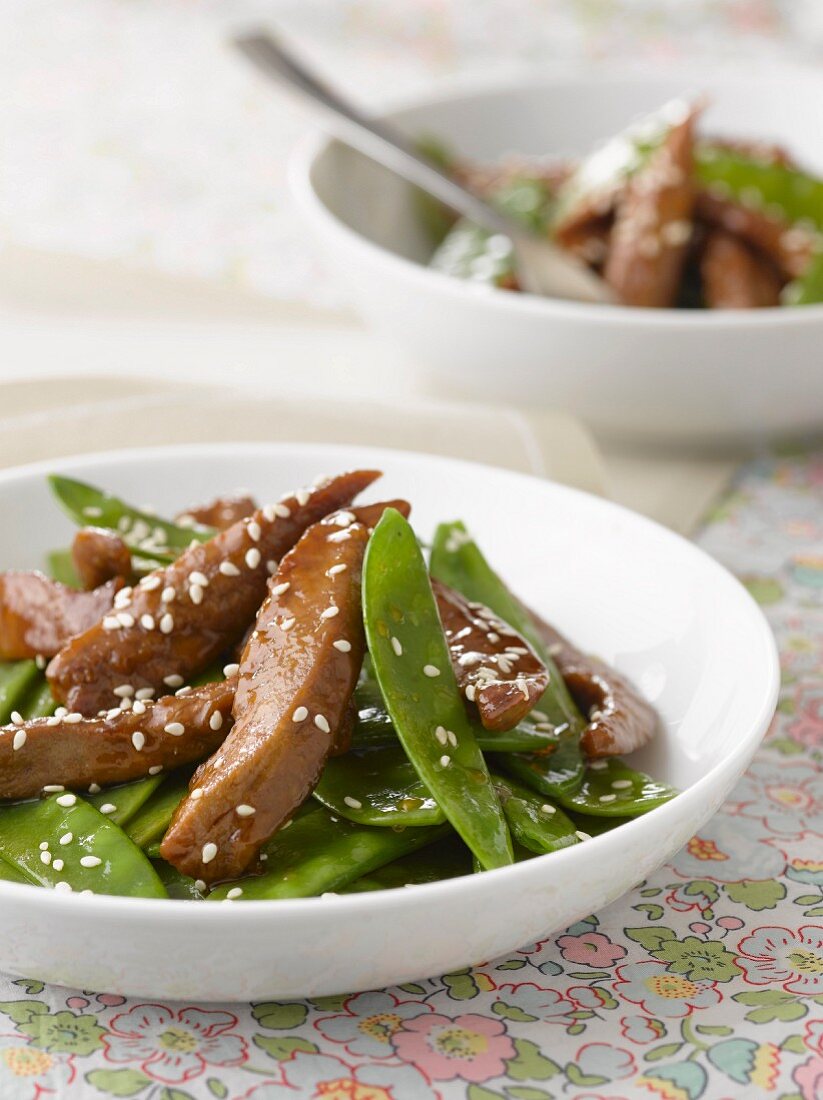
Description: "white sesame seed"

(266, 560), (277, 574)
(320, 605), (339, 620)
(161, 587), (176, 603)
(274, 503), (291, 518)
(158, 613), (174, 635)
(423, 665), (440, 678)
(466, 684), (476, 702)
(247, 521), (261, 542)
(292, 706), (308, 723)
(327, 564), (347, 576)
(52, 858), (64, 872)
(39, 841), (49, 851)
(223, 663), (240, 678)
(53, 881), (72, 893)
(236, 804), (256, 817)
(327, 529), (352, 543)
(439, 755), (451, 767)
(209, 711), (224, 731)
(343, 796), (362, 809)
(80, 856), (102, 868)
(148, 765), (163, 775)
(43, 785), (64, 793)
(34, 654), (46, 670)
(447, 730), (458, 747)
(56, 793), (76, 808)
(12, 729), (26, 751)
(40, 850), (52, 865)
(164, 722), (184, 737)
(599, 794), (617, 803)
(336, 511), (356, 527)
(611, 779), (633, 790)
(314, 714), (330, 733)
(280, 617), (296, 631)
(589, 761), (608, 771)
(103, 616), (120, 631)
(87, 783), (101, 795)
(189, 584), (204, 605)
(226, 887), (244, 900)
(219, 561), (241, 577)
(575, 830), (592, 841)
(295, 488), (311, 506)
(117, 612), (135, 628)
(140, 614), (156, 631)
(540, 803), (557, 815)
(113, 684), (134, 698)
(488, 632), (500, 643)
(132, 700), (147, 716)
(141, 575), (162, 591)
(195, 879), (207, 892)
(202, 843), (217, 864)
(114, 590), (132, 610)
(391, 637), (403, 656)
(245, 548), (261, 569)
(46, 716), (61, 727)
(435, 726), (448, 745)
(190, 787), (203, 800)
(189, 571), (209, 587)
(163, 674), (184, 689)
(119, 697), (132, 711)
(54, 707), (67, 718)
(59, 832), (73, 845)
(270, 581), (290, 596)
(131, 731), (145, 752)
(333, 639), (352, 653)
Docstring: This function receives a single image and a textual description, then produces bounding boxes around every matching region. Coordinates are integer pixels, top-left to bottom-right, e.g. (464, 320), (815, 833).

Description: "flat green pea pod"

(556, 758), (677, 817)
(313, 745), (445, 827)
(48, 475), (214, 562)
(87, 775), (166, 829)
(785, 251), (823, 307)
(208, 803), (450, 900)
(19, 676), (55, 720)
(363, 510), (513, 871)
(491, 773), (579, 856)
(342, 834), (472, 893)
(0, 794), (166, 897)
(152, 860), (204, 900)
(0, 661), (40, 725)
(46, 549), (82, 589)
(123, 775), (193, 849)
(493, 737), (586, 802)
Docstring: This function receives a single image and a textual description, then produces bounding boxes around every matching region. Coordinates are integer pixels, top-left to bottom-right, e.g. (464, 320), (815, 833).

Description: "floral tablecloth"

(1, 450), (822, 1100)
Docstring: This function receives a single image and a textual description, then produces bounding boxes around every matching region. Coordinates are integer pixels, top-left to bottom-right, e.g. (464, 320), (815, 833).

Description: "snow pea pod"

(46, 549), (82, 589)
(555, 758), (677, 817)
(0, 661), (40, 724)
(152, 860), (204, 900)
(363, 509), (512, 871)
(87, 775), (166, 829)
(48, 475), (214, 561)
(695, 145), (823, 232)
(124, 774), (191, 849)
(313, 744), (445, 827)
(0, 853), (31, 885)
(208, 802), (450, 900)
(786, 250), (823, 307)
(19, 676), (55, 720)
(491, 773), (579, 855)
(342, 834), (472, 892)
(0, 794), (166, 897)
(495, 737), (601, 802)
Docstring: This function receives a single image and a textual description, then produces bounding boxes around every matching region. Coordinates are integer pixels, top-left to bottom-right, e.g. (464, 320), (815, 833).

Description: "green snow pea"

(363, 509), (512, 871)
(0, 661), (40, 724)
(342, 834), (473, 892)
(152, 860), (204, 900)
(555, 758), (677, 817)
(19, 676), (55, 720)
(46, 549), (82, 588)
(786, 250), (823, 307)
(0, 794), (166, 897)
(87, 775), (166, 829)
(491, 773), (579, 856)
(208, 802), (450, 900)
(493, 737), (587, 802)
(48, 475), (215, 561)
(314, 744), (445, 827)
(123, 774), (191, 849)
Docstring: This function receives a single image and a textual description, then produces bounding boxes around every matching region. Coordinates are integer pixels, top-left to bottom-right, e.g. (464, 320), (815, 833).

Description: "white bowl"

(0, 442), (778, 999)
(294, 67), (823, 446)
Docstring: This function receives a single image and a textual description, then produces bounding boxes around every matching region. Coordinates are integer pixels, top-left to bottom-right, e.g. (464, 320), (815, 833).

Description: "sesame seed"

(163, 674), (184, 688)
(12, 730), (26, 751)
(132, 700), (147, 715)
(132, 731), (145, 752)
(219, 561), (241, 577)
(271, 581), (290, 596)
(266, 560), (277, 574)
(540, 804), (557, 814)
(117, 612), (135, 628)
(56, 794), (76, 808)
(53, 881), (72, 893)
(43, 785), (64, 793)
(194, 880), (206, 892)
(391, 637), (403, 656)
(599, 794), (617, 803)
(141, 575), (162, 591)
(236, 804), (256, 817)
(465, 684), (476, 702)
(333, 639), (352, 653)
(247, 521), (261, 542)
(35, 654), (46, 670)
(80, 856), (102, 868)
(202, 843), (217, 864)
(136, 688), (156, 702)
(274, 503), (291, 518)
(164, 722), (184, 737)
(327, 529), (352, 543)
(447, 730), (458, 747)
(140, 614), (156, 631)
(343, 796), (362, 809)
(190, 788), (203, 800)
(320, 606), (339, 620)
(103, 616), (120, 631)
(189, 571), (209, 587)
(575, 830), (592, 841)
(589, 761), (608, 771)
(314, 714), (330, 733)
(52, 858), (64, 872)
(159, 613), (174, 635)
(40, 851), (52, 865)
(39, 841), (49, 851)
(114, 590), (132, 609)
(295, 488), (311, 506)
(423, 665), (440, 678)
(119, 697), (132, 711)
(245, 548), (261, 569)
(434, 726), (448, 745)
(148, 765), (163, 775)
(161, 587), (175, 603)
(223, 663), (240, 678)
(487, 632), (500, 643)
(209, 711), (224, 731)
(54, 707), (67, 718)
(326, 564), (347, 576)
(439, 755), (451, 767)
(611, 779), (633, 789)
(189, 584), (204, 605)
(113, 684), (134, 698)
(46, 716), (61, 727)
(59, 832), (73, 845)
(226, 887), (244, 900)
(280, 617), (296, 631)
(292, 706), (308, 722)
(87, 783), (101, 794)
(336, 510), (356, 527)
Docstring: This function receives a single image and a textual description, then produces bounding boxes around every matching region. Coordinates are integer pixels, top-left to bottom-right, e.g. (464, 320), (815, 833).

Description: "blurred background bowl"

(294, 66), (823, 447)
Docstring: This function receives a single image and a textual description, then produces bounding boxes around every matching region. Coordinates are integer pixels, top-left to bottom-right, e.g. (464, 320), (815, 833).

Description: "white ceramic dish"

(294, 67), (823, 446)
(0, 442), (778, 1000)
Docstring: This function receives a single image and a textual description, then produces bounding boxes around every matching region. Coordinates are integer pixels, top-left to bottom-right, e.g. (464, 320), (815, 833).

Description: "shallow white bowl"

(0, 443), (778, 999)
(294, 67), (823, 446)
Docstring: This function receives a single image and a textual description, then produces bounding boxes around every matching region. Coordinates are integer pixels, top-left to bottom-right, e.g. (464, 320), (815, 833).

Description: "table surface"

(0, 450), (820, 1100)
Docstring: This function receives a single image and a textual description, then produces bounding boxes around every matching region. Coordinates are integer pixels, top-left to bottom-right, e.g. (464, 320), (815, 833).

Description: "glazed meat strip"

(701, 229), (782, 309)
(604, 111), (697, 307)
(72, 527), (133, 590)
(161, 500), (407, 884)
(176, 493), (257, 531)
(433, 580), (549, 731)
(47, 470), (380, 716)
(0, 679), (234, 800)
(697, 191), (814, 281)
(0, 573), (123, 661)
(531, 613), (657, 758)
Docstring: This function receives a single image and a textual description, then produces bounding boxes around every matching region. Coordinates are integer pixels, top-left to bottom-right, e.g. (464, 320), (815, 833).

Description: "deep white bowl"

(0, 443), (778, 999)
(294, 67), (823, 446)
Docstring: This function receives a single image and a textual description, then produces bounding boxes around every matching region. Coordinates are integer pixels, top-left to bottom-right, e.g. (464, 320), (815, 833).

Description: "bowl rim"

(0, 440), (780, 921)
(292, 64), (823, 328)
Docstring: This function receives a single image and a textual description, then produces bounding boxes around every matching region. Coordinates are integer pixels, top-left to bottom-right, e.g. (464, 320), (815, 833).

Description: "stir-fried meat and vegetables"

(423, 100), (823, 308)
(0, 471), (673, 899)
